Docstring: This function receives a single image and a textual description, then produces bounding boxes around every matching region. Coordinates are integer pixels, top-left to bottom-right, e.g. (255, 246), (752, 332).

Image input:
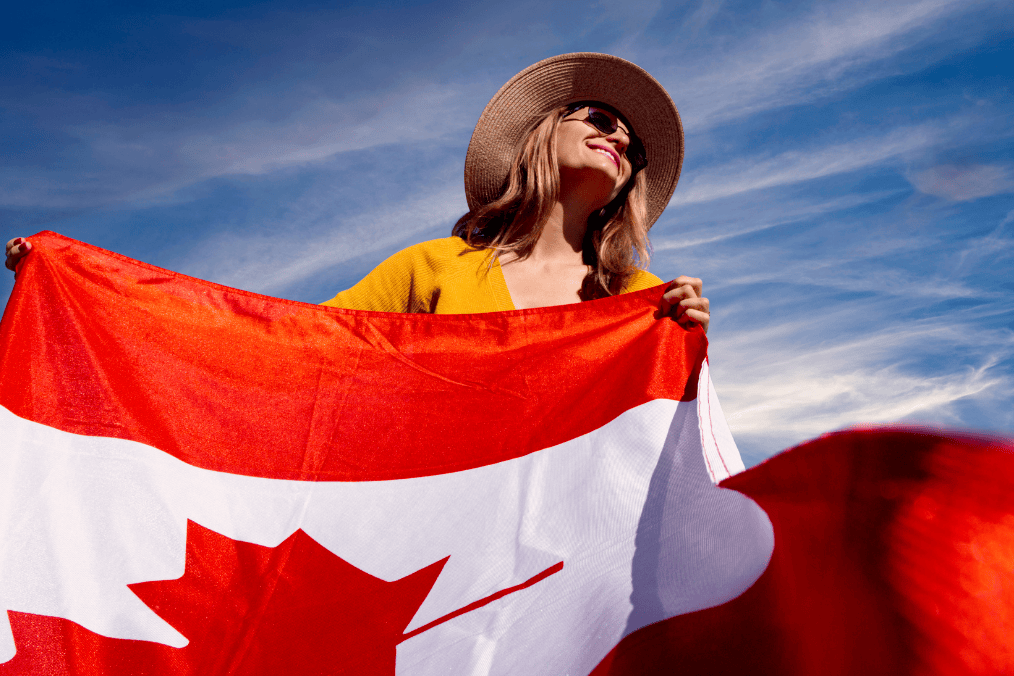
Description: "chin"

(559, 165), (625, 204)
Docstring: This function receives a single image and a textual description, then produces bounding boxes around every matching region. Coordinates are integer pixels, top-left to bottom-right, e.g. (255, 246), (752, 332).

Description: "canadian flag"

(1, 233), (1012, 676)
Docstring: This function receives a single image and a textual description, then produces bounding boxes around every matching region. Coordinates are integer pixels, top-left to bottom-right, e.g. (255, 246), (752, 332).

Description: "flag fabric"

(1, 232), (1012, 675)
(0, 232), (765, 675)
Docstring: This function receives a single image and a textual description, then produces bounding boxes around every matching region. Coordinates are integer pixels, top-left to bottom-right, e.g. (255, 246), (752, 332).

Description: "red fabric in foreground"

(592, 428), (1014, 676)
(0, 232), (703, 481)
(0, 521), (447, 675)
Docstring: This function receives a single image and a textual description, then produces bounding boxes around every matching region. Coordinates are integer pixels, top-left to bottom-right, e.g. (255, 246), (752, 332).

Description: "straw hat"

(464, 52), (684, 229)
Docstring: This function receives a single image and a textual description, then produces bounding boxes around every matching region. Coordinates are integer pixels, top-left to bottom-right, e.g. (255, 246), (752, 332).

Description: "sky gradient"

(3, 0), (1012, 464)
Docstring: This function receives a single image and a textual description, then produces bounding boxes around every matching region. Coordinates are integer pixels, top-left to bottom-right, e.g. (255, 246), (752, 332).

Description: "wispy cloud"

(653, 0), (996, 128)
(656, 191), (1014, 462)
(652, 189), (905, 252)
(950, 210), (1014, 276)
(908, 163), (1014, 201)
(0, 81), (479, 210)
(1, 0), (1002, 213)
(710, 308), (1014, 462)
(176, 185), (467, 297)
(674, 123), (938, 204)
(173, 85), (477, 178)
(682, 0), (727, 37)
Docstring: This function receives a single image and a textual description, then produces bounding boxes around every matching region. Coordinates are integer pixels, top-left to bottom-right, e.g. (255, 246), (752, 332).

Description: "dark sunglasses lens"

(586, 109), (618, 135)
(580, 106), (646, 170)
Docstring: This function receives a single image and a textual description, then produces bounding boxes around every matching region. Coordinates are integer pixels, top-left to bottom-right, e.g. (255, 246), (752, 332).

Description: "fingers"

(659, 276), (703, 315)
(676, 299), (710, 334)
(662, 295), (710, 320)
(674, 275), (702, 299)
(6, 237), (30, 256)
(5, 237), (31, 273)
(659, 277), (710, 334)
(676, 297), (710, 328)
(677, 297), (710, 315)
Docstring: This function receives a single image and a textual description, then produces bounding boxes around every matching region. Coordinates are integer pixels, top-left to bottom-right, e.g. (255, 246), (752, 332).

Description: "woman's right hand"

(5, 237), (31, 276)
(659, 275), (710, 334)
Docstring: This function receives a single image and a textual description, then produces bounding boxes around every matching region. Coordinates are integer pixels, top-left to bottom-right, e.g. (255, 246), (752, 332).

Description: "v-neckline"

(489, 255), (517, 311)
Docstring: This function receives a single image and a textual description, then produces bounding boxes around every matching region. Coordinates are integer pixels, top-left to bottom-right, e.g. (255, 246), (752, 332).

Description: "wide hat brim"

(464, 52), (683, 229)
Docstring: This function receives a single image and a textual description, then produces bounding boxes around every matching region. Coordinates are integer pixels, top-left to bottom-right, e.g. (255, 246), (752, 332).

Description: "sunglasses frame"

(563, 102), (648, 173)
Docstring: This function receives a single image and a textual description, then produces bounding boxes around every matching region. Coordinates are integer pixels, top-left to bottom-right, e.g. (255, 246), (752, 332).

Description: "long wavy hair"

(452, 105), (650, 300)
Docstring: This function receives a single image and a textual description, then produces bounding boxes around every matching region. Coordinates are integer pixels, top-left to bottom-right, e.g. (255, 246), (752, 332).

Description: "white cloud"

(0, 76), (485, 210)
(594, 0), (664, 54)
(682, 0), (727, 37)
(177, 184), (467, 296)
(708, 241), (988, 300)
(174, 84), (476, 177)
(3, 0), (1004, 213)
(652, 189), (905, 253)
(653, 0), (994, 128)
(950, 210), (1014, 277)
(673, 124), (937, 204)
(908, 163), (1014, 201)
(654, 190), (1014, 463)
(60, 81), (479, 202)
(709, 311), (1014, 462)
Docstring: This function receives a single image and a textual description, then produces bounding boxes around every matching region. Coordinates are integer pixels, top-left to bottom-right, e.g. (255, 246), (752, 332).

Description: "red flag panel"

(0, 232), (704, 481)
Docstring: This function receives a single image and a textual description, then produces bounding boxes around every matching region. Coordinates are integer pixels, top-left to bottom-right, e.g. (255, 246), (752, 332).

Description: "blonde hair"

(452, 105), (650, 299)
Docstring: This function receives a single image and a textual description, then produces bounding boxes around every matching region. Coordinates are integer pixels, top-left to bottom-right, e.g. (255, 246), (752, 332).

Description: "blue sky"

(2, 0), (1012, 464)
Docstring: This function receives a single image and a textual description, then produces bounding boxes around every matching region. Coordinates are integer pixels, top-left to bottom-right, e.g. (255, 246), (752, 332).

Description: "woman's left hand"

(660, 276), (710, 334)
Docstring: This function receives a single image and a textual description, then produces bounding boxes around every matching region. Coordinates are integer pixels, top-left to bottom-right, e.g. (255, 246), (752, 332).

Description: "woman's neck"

(527, 194), (595, 264)
(498, 194), (598, 309)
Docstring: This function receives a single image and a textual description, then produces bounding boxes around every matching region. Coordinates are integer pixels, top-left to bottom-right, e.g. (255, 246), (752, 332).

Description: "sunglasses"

(564, 103), (648, 173)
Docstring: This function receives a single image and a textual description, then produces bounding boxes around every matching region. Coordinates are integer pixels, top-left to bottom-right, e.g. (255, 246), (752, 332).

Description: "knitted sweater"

(320, 237), (663, 313)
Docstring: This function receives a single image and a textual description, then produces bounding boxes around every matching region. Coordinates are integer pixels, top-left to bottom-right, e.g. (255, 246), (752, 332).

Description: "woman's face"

(555, 105), (635, 206)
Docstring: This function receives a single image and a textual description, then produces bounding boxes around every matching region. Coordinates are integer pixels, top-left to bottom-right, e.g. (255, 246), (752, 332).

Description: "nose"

(604, 129), (629, 155)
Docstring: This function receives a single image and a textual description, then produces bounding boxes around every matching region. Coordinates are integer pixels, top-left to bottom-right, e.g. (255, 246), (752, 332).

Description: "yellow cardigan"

(321, 237), (664, 313)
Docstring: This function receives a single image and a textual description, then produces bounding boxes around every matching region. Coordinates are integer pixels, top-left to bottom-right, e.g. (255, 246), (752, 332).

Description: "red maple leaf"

(1, 520), (447, 675)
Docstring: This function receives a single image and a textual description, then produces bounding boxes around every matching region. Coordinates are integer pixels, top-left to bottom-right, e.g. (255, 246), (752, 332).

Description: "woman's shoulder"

(621, 269), (665, 293)
(321, 237), (494, 312)
(404, 236), (496, 272)
(398, 236), (481, 258)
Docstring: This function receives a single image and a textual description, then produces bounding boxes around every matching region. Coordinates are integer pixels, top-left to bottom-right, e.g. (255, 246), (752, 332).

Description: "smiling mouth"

(588, 145), (619, 169)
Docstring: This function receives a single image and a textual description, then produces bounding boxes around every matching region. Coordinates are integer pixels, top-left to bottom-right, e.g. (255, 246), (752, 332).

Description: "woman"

(7, 53), (709, 329)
